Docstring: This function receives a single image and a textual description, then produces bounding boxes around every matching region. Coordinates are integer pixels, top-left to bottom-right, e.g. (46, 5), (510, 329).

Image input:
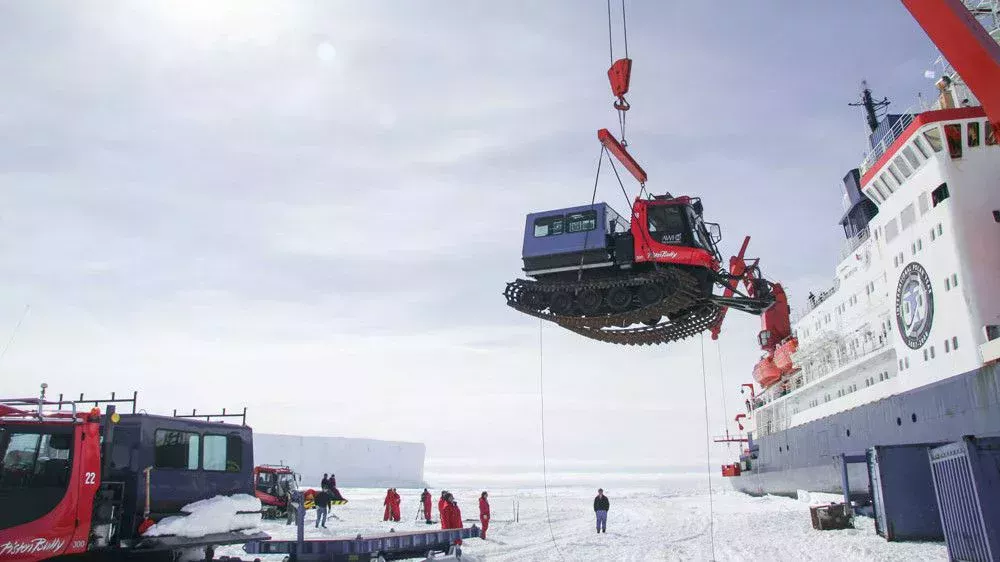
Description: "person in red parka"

(442, 492), (464, 546)
(421, 488), (433, 524)
(438, 491), (449, 529)
(383, 489), (393, 521)
(390, 488), (402, 522)
(444, 493), (463, 529)
(478, 491), (490, 539)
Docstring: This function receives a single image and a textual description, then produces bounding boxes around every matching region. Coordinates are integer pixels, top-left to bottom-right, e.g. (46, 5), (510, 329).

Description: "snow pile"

(144, 494), (262, 537)
(796, 489), (846, 506)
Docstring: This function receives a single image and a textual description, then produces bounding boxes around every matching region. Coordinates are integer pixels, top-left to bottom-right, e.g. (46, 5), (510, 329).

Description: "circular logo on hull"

(896, 262), (934, 349)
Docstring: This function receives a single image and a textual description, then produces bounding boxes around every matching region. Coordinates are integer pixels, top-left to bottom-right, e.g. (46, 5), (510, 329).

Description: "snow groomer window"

(203, 434), (242, 472)
(566, 210), (597, 233)
(533, 215), (564, 237)
(647, 205), (687, 245)
(154, 430), (201, 470)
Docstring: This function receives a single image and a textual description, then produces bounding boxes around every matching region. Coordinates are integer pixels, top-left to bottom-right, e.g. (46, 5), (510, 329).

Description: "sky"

(0, 1), (948, 471)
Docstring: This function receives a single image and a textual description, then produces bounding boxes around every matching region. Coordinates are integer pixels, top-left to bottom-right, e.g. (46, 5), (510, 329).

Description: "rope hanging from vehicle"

(537, 319), (569, 562)
(699, 333), (719, 560)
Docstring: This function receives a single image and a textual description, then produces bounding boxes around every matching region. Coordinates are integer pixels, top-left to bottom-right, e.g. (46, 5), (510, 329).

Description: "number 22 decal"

(84, 472), (96, 485)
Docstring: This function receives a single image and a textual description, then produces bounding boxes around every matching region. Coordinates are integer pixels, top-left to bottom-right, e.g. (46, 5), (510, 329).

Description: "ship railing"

(791, 285), (840, 324)
(838, 227), (870, 262)
(859, 111), (917, 176)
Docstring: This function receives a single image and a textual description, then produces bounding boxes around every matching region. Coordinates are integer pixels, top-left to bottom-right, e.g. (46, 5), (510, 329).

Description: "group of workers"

(382, 488), (403, 521)
(383, 488), (490, 539)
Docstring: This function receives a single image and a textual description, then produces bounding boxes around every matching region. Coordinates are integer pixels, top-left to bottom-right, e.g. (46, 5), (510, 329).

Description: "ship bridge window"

(879, 174), (896, 193)
(566, 210), (598, 233)
(533, 215), (565, 237)
(986, 122), (997, 145)
(646, 205), (689, 245)
(902, 146), (922, 169)
(944, 124), (962, 158)
(924, 127), (945, 152)
(871, 182), (889, 201)
(968, 122), (981, 147)
(931, 183), (950, 207)
(913, 136), (931, 158)
(893, 156), (912, 179)
(887, 163), (904, 185)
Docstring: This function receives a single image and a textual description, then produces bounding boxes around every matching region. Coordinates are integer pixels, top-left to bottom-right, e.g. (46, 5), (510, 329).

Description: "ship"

(726, 1), (1000, 497)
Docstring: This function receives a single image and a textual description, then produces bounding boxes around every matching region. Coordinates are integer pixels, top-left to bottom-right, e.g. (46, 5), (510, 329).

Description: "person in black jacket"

(314, 489), (332, 528)
(593, 488), (609, 533)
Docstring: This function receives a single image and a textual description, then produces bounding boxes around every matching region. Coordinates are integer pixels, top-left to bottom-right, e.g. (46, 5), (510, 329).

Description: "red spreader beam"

(598, 128), (647, 185)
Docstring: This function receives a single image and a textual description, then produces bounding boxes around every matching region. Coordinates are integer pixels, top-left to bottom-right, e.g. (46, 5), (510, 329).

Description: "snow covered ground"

(215, 477), (947, 561)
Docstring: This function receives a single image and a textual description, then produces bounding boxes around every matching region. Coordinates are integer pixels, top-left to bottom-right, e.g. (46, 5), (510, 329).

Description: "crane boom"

(901, 0), (1000, 128)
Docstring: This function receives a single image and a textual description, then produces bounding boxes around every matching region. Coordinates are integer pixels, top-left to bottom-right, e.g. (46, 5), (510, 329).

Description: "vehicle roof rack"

(172, 407), (248, 426)
(54, 391), (138, 414)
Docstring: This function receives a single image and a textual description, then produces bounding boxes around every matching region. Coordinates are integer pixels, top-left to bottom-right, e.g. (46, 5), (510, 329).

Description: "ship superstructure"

(730, 0), (1000, 496)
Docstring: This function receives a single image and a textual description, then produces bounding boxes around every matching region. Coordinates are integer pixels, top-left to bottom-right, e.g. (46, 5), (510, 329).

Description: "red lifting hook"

(608, 58), (632, 111)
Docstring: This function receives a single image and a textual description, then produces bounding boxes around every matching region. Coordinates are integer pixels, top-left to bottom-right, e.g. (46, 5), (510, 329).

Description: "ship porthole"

(896, 417), (902, 426)
(846, 429), (851, 437)
(911, 413), (917, 423)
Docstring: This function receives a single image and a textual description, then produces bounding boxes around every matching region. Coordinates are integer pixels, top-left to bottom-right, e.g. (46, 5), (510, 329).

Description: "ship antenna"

(848, 80), (890, 133)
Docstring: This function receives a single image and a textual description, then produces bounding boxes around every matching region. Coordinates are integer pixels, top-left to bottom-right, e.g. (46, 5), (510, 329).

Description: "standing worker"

(321, 473), (330, 492)
(478, 491), (490, 539)
(443, 493), (464, 547)
(421, 488), (433, 524)
(390, 488), (402, 522)
(383, 489), (393, 521)
(593, 488), (609, 534)
(314, 488), (331, 528)
(444, 493), (463, 529)
(438, 491), (449, 529)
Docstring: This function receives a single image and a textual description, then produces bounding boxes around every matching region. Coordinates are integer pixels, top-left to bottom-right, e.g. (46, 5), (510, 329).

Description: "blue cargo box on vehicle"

(866, 443), (946, 542)
(929, 435), (1000, 562)
(521, 203), (624, 274)
(107, 414), (255, 540)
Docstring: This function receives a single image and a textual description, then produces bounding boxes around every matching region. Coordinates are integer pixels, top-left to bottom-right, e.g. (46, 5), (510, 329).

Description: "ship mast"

(849, 80), (890, 133)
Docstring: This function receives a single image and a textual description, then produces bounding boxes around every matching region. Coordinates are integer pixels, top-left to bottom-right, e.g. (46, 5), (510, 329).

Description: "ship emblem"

(895, 262), (934, 349)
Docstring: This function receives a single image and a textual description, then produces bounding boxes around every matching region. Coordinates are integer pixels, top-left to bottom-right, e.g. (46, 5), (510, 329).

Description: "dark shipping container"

(866, 443), (945, 541)
(929, 436), (1000, 562)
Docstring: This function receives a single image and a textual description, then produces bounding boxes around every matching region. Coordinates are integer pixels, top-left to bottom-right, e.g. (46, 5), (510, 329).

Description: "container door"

(867, 448), (888, 538)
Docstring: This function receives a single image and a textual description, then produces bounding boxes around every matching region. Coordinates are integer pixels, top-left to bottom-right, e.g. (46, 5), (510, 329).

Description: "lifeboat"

(753, 353), (782, 388)
(773, 336), (798, 373)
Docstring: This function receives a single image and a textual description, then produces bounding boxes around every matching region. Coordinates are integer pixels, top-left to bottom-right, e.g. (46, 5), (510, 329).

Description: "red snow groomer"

(504, 191), (783, 345)
(253, 464), (301, 518)
(0, 387), (266, 561)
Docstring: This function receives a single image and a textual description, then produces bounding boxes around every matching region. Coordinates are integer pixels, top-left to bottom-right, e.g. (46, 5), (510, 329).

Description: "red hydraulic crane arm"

(901, 0), (1000, 129)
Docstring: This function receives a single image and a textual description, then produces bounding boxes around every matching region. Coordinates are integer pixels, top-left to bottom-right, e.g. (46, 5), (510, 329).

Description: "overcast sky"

(0, 1), (945, 469)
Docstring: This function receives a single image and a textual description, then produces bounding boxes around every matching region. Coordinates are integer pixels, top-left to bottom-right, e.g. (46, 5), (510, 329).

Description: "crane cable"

(699, 332), (718, 561)
(716, 340), (731, 450)
(607, 0), (631, 145)
(537, 319), (568, 562)
(576, 145), (608, 283)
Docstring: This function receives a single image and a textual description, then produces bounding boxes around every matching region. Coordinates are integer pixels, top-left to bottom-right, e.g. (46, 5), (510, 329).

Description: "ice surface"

(144, 494), (262, 538)
(213, 480), (947, 561)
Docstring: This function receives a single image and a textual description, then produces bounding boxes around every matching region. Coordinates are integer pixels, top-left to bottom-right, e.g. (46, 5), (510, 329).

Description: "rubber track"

(504, 268), (724, 345)
(562, 304), (723, 346)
